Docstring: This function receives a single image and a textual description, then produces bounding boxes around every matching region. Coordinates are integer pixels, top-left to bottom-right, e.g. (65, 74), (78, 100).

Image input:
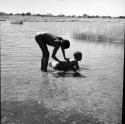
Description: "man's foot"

(73, 72), (81, 77)
(41, 68), (47, 72)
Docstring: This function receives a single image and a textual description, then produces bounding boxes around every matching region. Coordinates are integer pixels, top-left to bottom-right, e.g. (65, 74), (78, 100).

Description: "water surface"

(1, 21), (124, 124)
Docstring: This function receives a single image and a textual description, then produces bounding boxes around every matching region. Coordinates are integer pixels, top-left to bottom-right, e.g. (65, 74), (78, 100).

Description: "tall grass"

(72, 21), (125, 43)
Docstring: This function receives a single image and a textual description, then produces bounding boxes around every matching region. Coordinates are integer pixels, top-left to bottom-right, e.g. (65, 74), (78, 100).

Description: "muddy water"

(1, 21), (124, 124)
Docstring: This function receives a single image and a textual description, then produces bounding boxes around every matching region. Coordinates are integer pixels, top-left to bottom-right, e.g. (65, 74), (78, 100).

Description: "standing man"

(35, 33), (70, 72)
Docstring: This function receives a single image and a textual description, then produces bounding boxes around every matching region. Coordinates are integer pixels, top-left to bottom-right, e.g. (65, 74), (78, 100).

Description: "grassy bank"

(72, 22), (125, 43)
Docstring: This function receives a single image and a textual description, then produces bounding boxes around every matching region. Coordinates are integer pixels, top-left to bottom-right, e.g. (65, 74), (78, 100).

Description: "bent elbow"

(51, 55), (55, 59)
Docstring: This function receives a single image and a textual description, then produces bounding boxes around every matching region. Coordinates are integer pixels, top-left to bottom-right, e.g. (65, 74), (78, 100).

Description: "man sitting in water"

(49, 51), (82, 74)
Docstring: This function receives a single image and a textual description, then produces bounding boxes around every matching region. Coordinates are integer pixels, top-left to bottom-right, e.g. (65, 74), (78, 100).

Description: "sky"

(0, 0), (125, 16)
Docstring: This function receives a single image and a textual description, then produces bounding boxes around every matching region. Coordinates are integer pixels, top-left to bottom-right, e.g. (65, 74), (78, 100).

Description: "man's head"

(62, 39), (70, 49)
(74, 51), (82, 61)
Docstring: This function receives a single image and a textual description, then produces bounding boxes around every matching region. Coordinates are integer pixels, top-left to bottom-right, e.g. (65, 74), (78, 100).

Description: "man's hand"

(64, 57), (70, 62)
(59, 61), (64, 64)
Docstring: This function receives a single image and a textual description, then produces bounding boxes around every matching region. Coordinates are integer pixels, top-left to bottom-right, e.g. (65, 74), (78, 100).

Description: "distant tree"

(89, 15), (95, 18)
(101, 16), (112, 18)
(89, 15), (100, 18)
(46, 13), (53, 17)
(57, 14), (65, 17)
(41, 14), (47, 17)
(95, 15), (100, 18)
(83, 14), (88, 18)
(118, 16), (125, 19)
(107, 16), (112, 18)
(26, 12), (31, 16)
(66, 15), (71, 17)
(35, 14), (42, 16)
(71, 15), (76, 17)
(0, 11), (6, 15)
(8, 13), (13, 15)
(77, 16), (82, 18)
(15, 13), (20, 15)
(21, 13), (25, 16)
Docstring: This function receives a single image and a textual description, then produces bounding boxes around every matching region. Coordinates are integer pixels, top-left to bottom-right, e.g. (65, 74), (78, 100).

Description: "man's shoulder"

(71, 59), (78, 64)
(71, 59), (76, 62)
(56, 36), (63, 40)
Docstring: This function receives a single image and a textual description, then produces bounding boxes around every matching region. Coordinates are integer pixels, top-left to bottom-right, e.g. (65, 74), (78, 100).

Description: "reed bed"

(72, 21), (125, 43)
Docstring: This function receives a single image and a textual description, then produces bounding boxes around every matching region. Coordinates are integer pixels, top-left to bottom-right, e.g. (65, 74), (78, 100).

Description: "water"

(1, 21), (124, 124)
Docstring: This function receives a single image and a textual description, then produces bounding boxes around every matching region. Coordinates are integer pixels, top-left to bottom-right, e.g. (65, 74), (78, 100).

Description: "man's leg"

(41, 57), (45, 71)
(40, 43), (49, 72)
(44, 51), (49, 72)
(35, 36), (49, 71)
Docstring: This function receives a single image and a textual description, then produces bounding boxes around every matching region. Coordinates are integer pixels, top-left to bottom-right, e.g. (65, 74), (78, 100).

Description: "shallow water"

(1, 21), (124, 124)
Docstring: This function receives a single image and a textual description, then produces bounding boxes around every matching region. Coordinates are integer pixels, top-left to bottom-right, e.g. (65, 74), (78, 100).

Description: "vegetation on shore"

(72, 22), (125, 43)
(0, 11), (125, 19)
(1, 11), (124, 43)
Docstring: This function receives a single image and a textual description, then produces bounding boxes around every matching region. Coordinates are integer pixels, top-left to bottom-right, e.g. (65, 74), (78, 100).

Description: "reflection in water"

(39, 72), (69, 110)
(1, 100), (104, 124)
(1, 71), (104, 124)
(52, 71), (87, 78)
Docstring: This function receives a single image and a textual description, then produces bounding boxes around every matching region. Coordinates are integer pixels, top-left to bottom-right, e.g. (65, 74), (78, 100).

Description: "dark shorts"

(35, 34), (49, 56)
(35, 34), (46, 44)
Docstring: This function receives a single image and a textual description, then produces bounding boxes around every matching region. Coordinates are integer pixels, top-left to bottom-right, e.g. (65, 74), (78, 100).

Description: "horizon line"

(0, 11), (125, 17)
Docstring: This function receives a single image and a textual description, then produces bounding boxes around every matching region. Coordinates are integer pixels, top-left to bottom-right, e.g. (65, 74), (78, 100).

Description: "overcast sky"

(0, 0), (125, 16)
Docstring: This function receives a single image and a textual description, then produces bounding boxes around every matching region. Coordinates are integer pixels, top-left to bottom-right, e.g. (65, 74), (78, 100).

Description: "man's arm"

(52, 46), (61, 62)
(61, 46), (66, 59)
(60, 43), (70, 61)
